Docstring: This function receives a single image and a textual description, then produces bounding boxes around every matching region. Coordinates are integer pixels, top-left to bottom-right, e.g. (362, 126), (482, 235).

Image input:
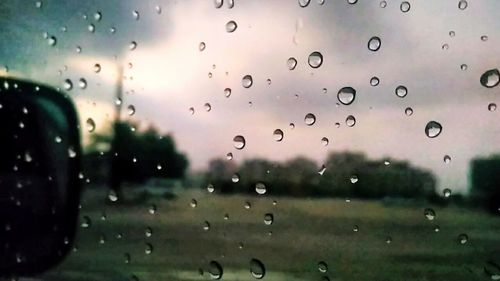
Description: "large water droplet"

(250, 259), (266, 279)
(242, 75), (253, 88)
(318, 261), (328, 273)
(255, 182), (267, 195)
(400, 1), (411, 12)
(480, 69), (500, 88)
(488, 103), (497, 112)
(337, 87), (356, 105)
(458, 0), (468, 10)
(370, 77), (380, 86)
(425, 121), (442, 138)
(368, 36), (381, 52)
(208, 261), (223, 280)
(273, 129), (284, 142)
(395, 85), (408, 98)
(233, 135), (246, 149)
(305, 113), (316, 126)
(226, 21), (237, 33)
(308, 51), (323, 68)
(298, 0), (311, 7)
(232, 173), (240, 183)
(287, 57), (297, 70)
(214, 0), (223, 8)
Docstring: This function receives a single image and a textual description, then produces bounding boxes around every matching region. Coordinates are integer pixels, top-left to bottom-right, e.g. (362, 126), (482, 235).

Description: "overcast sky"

(1, 0), (499, 194)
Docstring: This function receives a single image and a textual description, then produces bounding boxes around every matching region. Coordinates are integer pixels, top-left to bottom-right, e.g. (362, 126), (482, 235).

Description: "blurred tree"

(470, 155), (500, 214)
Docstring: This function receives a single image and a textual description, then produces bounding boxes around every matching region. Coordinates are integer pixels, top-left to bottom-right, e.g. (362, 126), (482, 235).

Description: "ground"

(42, 187), (500, 281)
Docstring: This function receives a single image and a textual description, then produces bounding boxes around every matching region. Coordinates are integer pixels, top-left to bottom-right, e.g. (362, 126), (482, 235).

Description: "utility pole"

(108, 65), (124, 202)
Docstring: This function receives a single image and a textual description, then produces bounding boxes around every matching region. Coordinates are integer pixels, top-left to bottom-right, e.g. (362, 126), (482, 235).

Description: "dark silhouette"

(205, 152), (436, 199)
(471, 155), (500, 214)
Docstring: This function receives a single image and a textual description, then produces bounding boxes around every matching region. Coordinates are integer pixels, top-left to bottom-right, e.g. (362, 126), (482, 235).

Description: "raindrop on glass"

(255, 183), (267, 195)
(443, 188), (452, 198)
(424, 208), (436, 220)
(395, 85), (408, 98)
(78, 78), (87, 89)
(444, 155), (451, 164)
(337, 87), (356, 105)
(458, 0), (468, 10)
(287, 57), (298, 70)
(298, 0), (311, 7)
(321, 137), (329, 146)
(458, 233), (468, 244)
(370, 77), (380, 86)
(127, 105), (136, 116)
(368, 36), (381, 52)
(250, 259), (266, 279)
(425, 121), (442, 138)
(232, 173), (240, 183)
(400, 1), (410, 12)
(86, 118), (96, 132)
(208, 261), (223, 280)
(199, 42), (206, 51)
(346, 115), (356, 127)
(488, 103), (497, 112)
(226, 20), (237, 33)
(129, 41), (137, 51)
(480, 69), (500, 88)
(242, 75), (253, 88)
(308, 51), (323, 68)
(214, 0), (223, 8)
(233, 135), (246, 150)
(318, 261), (328, 273)
(273, 129), (284, 142)
(304, 113), (316, 126)
(63, 79), (73, 91)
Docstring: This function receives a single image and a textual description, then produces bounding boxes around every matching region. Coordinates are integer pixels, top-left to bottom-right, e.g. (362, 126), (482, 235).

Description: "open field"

(42, 188), (500, 281)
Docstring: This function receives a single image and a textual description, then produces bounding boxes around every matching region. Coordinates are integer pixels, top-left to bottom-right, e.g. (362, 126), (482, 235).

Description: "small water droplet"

(318, 164), (326, 175)
(48, 36), (57, 46)
(287, 57), (298, 70)
(204, 103), (212, 112)
(255, 182), (267, 195)
(242, 75), (253, 88)
(480, 69), (500, 88)
(94, 63), (101, 73)
(199, 42), (206, 51)
(458, 0), (468, 10)
(88, 24), (95, 33)
(346, 115), (356, 127)
(81, 216), (92, 228)
(214, 0), (224, 8)
(203, 221), (211, 231)
(483, 261), (500, 280)
(368, 36), (381, 51)
(370, 76), (380, 86)
(395, 85), (408, 98)
(263, 213), (273, 225)
(304, 113), (316, 126)
(94, 11), (102, 21)
(347, 0), (358, 4)
(457, 233), (468, 244)
(321, 137), (329, 146)
(155, 5), (162, 14)
(127, 105), (136, 116)
(207, 184), (215, 193)
(35, 1), (43, 8)
(231, 173), (240, 183)
(424, 208), (436, 220)
(226, 152), (233, 160)
(443, 188), (452, 198)
(107, 190), (118, 202)
(444, 155), (451, 164)
(133, 10), (140, 20)
(405, 107), (414, 116)
(129, 41), (137, 51)
(425, 121), (442, 138)
(400, 1), (411, 12)
(318, 261), (328, 273)
(86, 118), (96, 132)
(224, 88), (232, 98)
(350, 175), (359, 184)
(337, 87), (356, 105)
(461, 64), (468, 71)
(250, 259), (266, 279)
(380, 1), (387, 8)
(63, 79), (73, 91)
(226, 20), (237, 32)
(78, 78), (87, 89)
(233, 135), (246, 149)
(148, 205), (157, 215)
(273, 129), (284, 142)
(488, 103), (497, 112)
(145, 243), (153, 254)
(442, 43), (449, 50)
(189, 107), (195, 115)
(190, 199), (198, 208)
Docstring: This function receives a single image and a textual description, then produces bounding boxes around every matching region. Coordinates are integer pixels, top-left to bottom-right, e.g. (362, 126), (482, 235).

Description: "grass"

(42, 187), (500, 281)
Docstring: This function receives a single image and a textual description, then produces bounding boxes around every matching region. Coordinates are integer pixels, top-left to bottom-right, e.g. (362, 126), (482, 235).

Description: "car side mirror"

(0, 77), (81, 277)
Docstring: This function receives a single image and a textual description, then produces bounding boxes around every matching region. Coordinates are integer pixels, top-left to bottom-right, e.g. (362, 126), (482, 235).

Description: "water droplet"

(233, 135), (246, 149)
(458, 0), (468, 10)
(400, 1), (411, 12)
(199, 42), (206, 51)
(425, 121), (442, 138)
(48, 36), (57, 46)
(110, 27), (116, 34)
(350, 175), (359, 184)
(380, 1), (387, 8)
(405, 107), (413, 116)
(145, 227), (153, 237)
(395, 85), (408, 98)
(353, 225), (359, 232)
(321, 137), (329, 146)
(214, 0), (224, 8)
(370, 77), (380, 86)
(155, 5), (162, 14)
(318, 164), (326, 175)
(483, 261), (500, 280)
(55, 136), (62, 143)
(442, 43), (449, 50)
(232, 173), (240, 183)
(224, 88), (232, 98)
(63, 79), (73, 91)
(488, 103), (497, 112)
(385, 236), (393, 244)
(443, 155), (451, 164)
(250, 259), (266, 279)
(287, 57), (298, 70)
(86, 118), (96, 132)
(347, 0), (358, 4)
(94, 11), (102, 21)
(124, 253), (131, 264)
(148, 205), (157, 215)
(298, 0), (311, 7)
(190, 198), (198, 208)
(133, 10), (140, 20)
(129, 41), (137, 51)
(107, 190), (118, 202)
(460, 64), (467, 71)
(226, 152), (233, 160)
(304, 113), (316, 126)
(255, 182), (267, 195)
(189, 107), (195, 115)
(443, 188), (452, 198)
(346, 115), (356, 127)
(273, 129), (284, 142)
(308, 51), (323, 68)
(458, 233), (468, 244)
(228, 0), (235, 8)
(480, 69), (500, 88)
(78, 78), (87, 89)
(127, 105), (136, 116)
(145, 243), (153, 254)
(88, 24), (95, 33)
(242, 75), (253, 88)
(337, 87), (356, 105)
(289, 123), (295, 129)
(202, 103), (211, 112)
(203, 221), (211, 231)
(35, 1), (43, 8)
(208, 261), (223, 280)
(208, 72), (213, 78)
(318, 261), (328, 273)
(94, 63), (101, 73)
(207, 184), (215, 193)
(244, 201), (252, 209)
(368, 36), (381, 52)
(424, 208), (436, 220)
(226, 20), (237, 32)
(263, 213), (273, 225)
